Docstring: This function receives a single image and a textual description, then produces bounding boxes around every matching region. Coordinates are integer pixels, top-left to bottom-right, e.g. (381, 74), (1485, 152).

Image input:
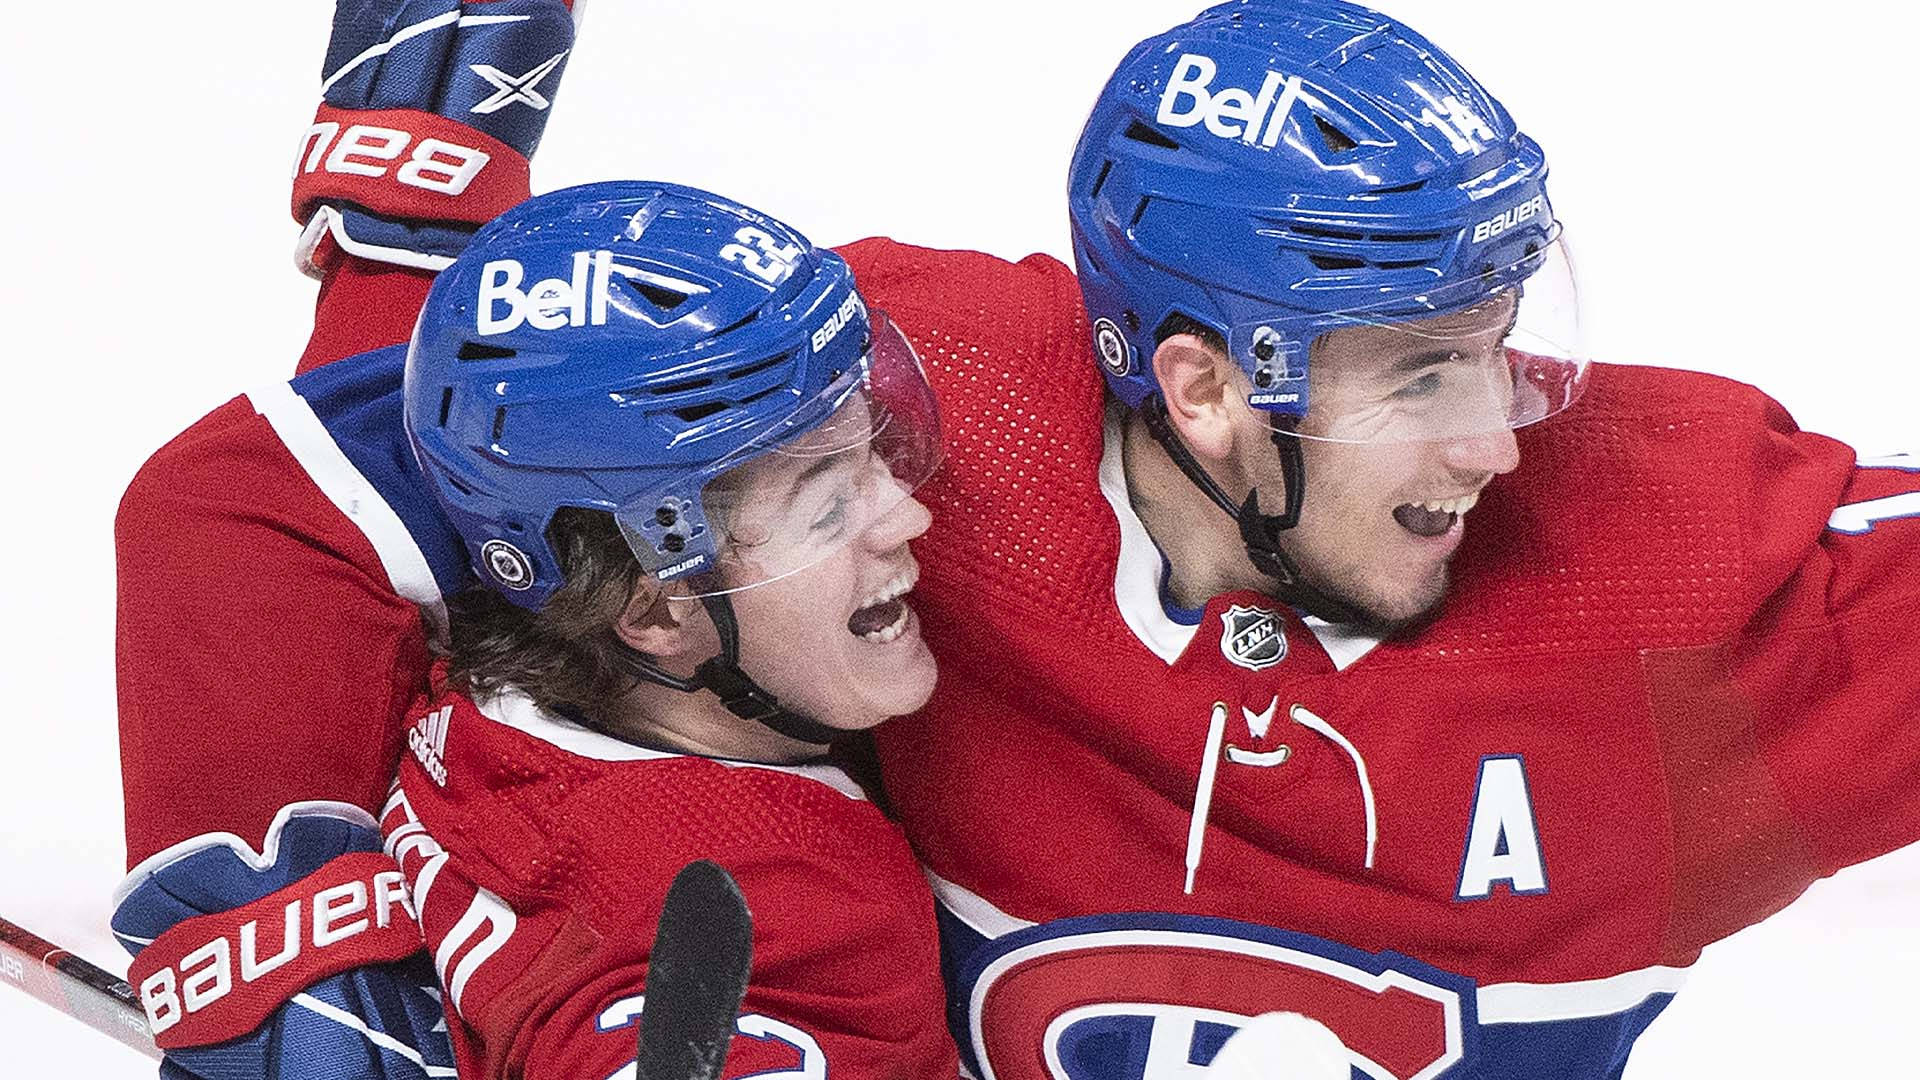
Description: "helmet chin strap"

(1140, 394), (1365, 626)
(614, 592), (844, 749)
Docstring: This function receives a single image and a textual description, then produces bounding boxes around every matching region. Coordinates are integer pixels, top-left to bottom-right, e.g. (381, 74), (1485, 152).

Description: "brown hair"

(445, 508), (650, 722)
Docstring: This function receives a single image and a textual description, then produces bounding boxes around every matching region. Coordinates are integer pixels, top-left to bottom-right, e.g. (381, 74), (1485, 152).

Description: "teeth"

(860, 604), (913, 645)
(1415, 492), (1479, 516)
(856, 565), (919, 610)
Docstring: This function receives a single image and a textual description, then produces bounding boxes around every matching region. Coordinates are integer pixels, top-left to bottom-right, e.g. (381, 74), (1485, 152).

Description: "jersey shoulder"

(1416, 362), (1866, 660)
(387, 687), (952, 1078)
(835, 238), (1122, 623)
(400, 686), (919, 919)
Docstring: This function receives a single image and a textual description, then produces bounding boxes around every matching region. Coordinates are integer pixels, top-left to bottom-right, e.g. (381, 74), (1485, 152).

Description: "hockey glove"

(293, 0), (583, 275)
(112, 803), (454, 1080)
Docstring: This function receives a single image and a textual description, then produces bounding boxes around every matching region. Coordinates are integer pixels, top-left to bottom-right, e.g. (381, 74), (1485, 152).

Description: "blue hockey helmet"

(1069, 0), (1587, 444)
(404, 181), (942, 611)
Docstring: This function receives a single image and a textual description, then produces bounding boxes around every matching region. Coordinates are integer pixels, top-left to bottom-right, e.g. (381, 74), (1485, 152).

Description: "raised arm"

(112, 4), (579, 1076)
(293, 0), (580, 370)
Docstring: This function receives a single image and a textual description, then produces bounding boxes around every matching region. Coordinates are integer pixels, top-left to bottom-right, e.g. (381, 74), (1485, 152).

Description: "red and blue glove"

(113, 804), (453, 1080)
(293, 0), (582, 275)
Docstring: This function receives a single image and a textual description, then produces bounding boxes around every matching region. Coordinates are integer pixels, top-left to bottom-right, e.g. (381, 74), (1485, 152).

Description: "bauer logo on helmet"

(811, 291), (866, 354)
(1471, 195), (1548, 246)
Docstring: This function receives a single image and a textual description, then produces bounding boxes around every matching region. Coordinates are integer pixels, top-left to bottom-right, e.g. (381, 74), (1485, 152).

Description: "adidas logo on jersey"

(1156, 53), (1305, 149)
(408, 705), (452, 787)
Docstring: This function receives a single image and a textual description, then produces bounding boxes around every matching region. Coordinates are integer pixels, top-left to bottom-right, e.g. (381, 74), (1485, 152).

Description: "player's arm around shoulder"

(834, 236), (1082, 355)
(116, 391), (432, 867)
(118, 0), (588, 865)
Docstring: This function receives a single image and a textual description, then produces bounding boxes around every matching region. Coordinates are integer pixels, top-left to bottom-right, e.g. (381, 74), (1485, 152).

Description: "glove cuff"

(292, 103), (532, 232)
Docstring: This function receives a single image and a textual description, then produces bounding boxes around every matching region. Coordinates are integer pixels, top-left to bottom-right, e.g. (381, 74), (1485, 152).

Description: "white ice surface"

(1, 2), (1915, 1075)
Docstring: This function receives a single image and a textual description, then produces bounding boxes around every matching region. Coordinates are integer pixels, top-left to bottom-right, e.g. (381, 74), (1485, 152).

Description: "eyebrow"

(784, 451), (852, 501)
(1388, 348), (1466, 374)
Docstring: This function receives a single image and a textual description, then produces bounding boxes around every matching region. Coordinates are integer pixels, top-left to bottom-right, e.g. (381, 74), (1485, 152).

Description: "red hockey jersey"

(117, 239), (1920, 1079)
(380, 680), (956, 1079)
(848, 241), (1920, 1078)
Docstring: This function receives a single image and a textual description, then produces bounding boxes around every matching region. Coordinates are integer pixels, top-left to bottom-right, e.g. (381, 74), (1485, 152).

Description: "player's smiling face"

(1253, 298), (1524, 628)
(713, 445), (938, 732)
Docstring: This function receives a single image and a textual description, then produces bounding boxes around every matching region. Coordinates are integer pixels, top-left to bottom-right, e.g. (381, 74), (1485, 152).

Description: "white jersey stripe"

(931, 868), (1689, 1026)
(926, 870), (1035, 940)
(247, 380), (449, 640)
(1476, 965), (1689, 1024)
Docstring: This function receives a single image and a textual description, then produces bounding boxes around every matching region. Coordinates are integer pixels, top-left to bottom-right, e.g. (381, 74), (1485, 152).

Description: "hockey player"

(875, 6), (1920, 1077)
(379, 179), (956, 1079)
(113, 3), (1920, 1080)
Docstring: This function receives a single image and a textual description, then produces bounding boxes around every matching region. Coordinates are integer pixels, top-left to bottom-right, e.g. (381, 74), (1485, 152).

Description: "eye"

(810, 493), (850, 535)
(1392, 371), (1444, 399)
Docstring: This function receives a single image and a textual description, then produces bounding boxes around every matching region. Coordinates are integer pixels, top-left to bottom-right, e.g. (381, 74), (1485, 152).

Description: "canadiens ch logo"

(1093, 318), (1132, 377)
(1220, 603), (1286, 670)
(962, 913), (1474, 1080)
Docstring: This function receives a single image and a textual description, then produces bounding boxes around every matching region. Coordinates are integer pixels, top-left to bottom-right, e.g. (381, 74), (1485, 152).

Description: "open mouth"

(848, 565), (918, 643)
(1393, 492), (1478, 538)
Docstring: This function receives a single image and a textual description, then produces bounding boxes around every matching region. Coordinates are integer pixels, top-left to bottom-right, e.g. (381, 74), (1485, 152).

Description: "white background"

(1, 1), (1915, 1075)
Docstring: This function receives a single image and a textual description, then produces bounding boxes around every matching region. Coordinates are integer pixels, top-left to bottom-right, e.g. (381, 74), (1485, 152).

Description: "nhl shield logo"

(480, 539), (535, 591)
(1220, 604), (1286, 670)
(1093, 317), (1132, 377)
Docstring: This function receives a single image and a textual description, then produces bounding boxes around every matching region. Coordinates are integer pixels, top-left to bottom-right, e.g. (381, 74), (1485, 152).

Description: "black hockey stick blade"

(635, 859), (754, 1080)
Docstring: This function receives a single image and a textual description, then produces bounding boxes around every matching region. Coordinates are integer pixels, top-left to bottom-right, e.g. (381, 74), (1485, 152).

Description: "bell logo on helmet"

(811, 291), (866, 354)
(1156, 53), (1305, 149)
(478, 250), (610, 335)
(477, 251), (710, 335)
(481, 539), (534, 590)
(1471, 195), (1548, 245)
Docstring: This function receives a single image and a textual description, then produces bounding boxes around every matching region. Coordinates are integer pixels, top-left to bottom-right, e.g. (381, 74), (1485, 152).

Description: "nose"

(1443, 425), (1520, 476)
(862, 482), (932, 551)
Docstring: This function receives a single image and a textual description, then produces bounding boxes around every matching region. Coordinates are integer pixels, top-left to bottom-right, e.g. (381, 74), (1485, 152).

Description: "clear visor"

(1235, 236), (1587, 444)
(615, 312), (942, 597)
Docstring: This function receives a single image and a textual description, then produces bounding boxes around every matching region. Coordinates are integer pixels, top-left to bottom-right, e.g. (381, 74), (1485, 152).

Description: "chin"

(814, 641), (937, 732)
(1319, 565), (1452, 637)
(869, 640), (938, 718)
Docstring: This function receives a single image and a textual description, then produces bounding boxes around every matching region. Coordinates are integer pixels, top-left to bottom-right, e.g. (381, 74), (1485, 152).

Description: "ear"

(611, 581), (696, 658)
(1151, 333), (1239, 463)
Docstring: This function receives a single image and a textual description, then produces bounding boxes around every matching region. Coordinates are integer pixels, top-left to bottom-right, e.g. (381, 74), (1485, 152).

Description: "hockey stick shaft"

(635, 860), (754, 1080)
(0, 915), (159, 1059)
